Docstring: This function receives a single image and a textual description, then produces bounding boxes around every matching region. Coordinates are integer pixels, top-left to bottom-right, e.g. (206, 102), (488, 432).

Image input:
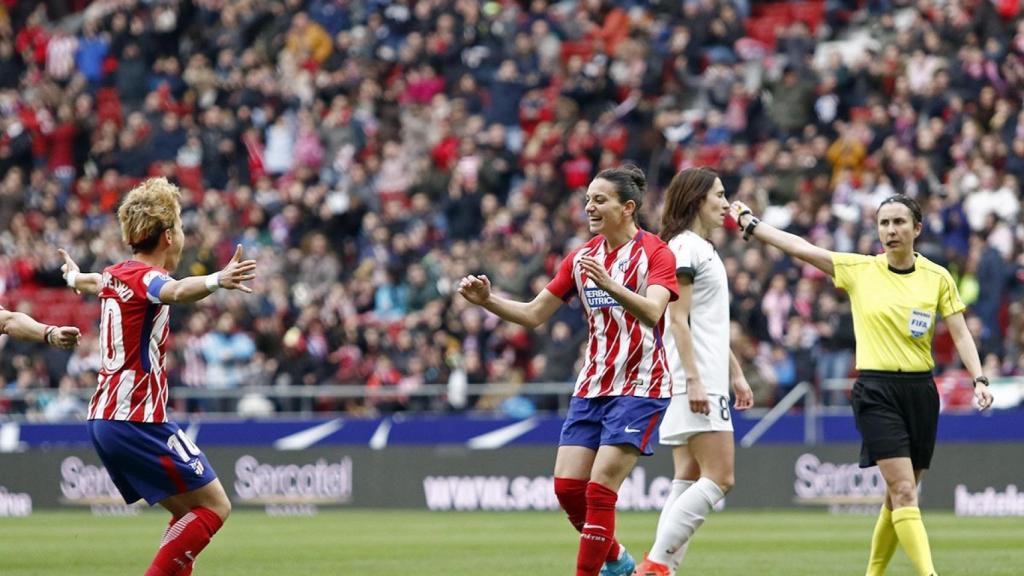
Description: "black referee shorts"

(850, 370), (940, 470)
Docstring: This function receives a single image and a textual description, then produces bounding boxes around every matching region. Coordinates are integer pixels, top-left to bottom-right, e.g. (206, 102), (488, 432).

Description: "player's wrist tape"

(43, 325), (56, 345)
(204, 273), (221, 292)
(973, 376), (990, 388)
(65, 271), (79, 288)
(742, 216), (760, 242)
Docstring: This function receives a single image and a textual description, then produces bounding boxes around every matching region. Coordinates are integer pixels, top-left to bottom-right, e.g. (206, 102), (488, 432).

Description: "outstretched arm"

(945, 311), (994, 411)
(730, 201), (836, 277)
(157, 245), (257, 304)
(0, 309), (80, 349)
(458, 274), (563, 329)
(58, 249), (103, 295)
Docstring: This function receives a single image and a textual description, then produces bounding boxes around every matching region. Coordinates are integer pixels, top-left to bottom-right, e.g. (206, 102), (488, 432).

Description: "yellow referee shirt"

(832, 252), (966, 372)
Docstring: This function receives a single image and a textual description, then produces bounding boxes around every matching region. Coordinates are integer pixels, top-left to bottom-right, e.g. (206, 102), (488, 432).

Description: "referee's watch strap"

(742, 216), (761, 242)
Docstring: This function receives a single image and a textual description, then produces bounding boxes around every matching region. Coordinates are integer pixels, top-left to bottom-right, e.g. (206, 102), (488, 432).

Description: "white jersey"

(664, 231), (731, 396)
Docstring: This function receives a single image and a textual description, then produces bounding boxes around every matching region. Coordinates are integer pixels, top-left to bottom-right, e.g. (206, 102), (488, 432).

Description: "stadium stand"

(0, 0), (1022, 419)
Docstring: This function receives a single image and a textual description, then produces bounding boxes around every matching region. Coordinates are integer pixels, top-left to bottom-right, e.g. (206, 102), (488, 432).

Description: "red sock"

(554, 478), (622, 563)
(145, 507), (223, 576)
(576, 482), (618, 576)
(161, 518), (192, 576)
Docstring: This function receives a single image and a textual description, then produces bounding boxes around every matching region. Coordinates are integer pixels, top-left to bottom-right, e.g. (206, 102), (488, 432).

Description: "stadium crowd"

(1, 0), (1023, 419)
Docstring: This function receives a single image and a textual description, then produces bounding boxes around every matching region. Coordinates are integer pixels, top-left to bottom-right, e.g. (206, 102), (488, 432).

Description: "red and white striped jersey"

(88, 261), (173, 422)
(545, 230), (678, 399)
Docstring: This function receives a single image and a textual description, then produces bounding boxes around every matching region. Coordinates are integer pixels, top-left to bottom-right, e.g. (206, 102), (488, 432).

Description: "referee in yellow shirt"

(731, 195), (994, 576)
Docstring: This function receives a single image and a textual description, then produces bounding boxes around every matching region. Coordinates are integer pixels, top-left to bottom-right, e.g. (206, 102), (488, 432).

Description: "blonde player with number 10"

(59, 177), (257, 575)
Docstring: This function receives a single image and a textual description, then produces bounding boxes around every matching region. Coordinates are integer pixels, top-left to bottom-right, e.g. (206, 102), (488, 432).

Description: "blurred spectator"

(200, 312), (256, 409)
(42, 376), (86, 421)
(730, 321), (777, 408)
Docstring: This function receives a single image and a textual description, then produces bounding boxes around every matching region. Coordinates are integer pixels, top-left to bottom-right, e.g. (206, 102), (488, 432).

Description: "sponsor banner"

(0, 485), (32, 517)
(233, 454), (353, 515)
(1, 444), (1022, 512)
(422, 467), (678, 512)
(59, 455), (144, 516)
(792, 453), (886, 514)
(955, 485), (1024, 517)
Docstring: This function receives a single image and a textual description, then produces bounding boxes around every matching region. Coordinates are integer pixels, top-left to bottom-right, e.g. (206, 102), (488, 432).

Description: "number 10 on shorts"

(167, 429), (202, 462)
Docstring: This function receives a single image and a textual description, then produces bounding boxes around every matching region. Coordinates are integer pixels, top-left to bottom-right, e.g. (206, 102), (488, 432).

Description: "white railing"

(739, 381), (818, 448)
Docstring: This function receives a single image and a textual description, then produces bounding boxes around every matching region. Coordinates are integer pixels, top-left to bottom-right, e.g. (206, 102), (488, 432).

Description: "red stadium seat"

(752, 2), (793, 20)
(695, 144), (729, 166)
(1, 288), (98, 334)
(790, 2), (826, 33)
(560, 39), (594, 65)
(745, 17), (787, 48)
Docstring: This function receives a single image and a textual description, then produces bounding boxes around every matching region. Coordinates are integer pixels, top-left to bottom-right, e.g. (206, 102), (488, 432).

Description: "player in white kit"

(633, 168), (754, 576)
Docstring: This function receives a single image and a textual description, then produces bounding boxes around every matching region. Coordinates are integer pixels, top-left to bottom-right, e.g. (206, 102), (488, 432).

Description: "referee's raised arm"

(729, 201), (836, 277)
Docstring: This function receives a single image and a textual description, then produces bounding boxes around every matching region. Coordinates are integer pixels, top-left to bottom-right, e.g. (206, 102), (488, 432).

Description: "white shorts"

(659, 393), (734, 445)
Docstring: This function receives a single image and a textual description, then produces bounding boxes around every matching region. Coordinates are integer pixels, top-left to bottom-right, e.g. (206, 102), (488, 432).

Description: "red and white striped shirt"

(45, 35), (77, 80)
(546, 230), (678, 399)
(88, 261), (173, 422)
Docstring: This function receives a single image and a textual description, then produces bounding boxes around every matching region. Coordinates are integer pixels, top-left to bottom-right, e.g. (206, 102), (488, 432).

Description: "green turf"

(1, 509), (1021, 575)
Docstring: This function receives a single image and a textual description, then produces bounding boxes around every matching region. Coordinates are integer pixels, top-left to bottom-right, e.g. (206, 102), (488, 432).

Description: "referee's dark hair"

(876, 194), (923, 224)
(595, 164), (646, 222)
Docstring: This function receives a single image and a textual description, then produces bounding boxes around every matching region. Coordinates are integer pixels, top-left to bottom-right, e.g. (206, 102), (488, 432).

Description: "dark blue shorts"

(87, 419), (218, 506)
(560, 395), (669, 456)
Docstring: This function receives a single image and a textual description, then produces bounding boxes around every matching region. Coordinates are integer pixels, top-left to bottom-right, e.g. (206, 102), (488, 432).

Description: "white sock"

(647, 477), (724, 566)
(655, 480), (692, 546)
(654, 480), (694, 569)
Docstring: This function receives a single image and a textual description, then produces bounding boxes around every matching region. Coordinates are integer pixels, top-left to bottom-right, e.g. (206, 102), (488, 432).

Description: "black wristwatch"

(973, 376), (990, 388)
(742, 216), (760, 242)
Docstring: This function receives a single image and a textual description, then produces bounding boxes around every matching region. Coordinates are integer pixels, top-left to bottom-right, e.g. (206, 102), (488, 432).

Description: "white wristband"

(65, 271), (79, 289)
(204, 273), (221, 292)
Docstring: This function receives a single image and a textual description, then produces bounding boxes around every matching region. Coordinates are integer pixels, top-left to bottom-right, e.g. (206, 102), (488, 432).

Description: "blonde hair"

(117, 177), (181, 253)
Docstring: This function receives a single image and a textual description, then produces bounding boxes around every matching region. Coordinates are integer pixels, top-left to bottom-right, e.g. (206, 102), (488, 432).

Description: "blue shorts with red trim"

(560, 395), (669, 456)
(87, 419), (217, 506)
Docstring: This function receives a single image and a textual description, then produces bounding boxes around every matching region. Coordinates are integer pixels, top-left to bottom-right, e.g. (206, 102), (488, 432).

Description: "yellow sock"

(865, 506), (898, 576)
(892, 506), (937, 576)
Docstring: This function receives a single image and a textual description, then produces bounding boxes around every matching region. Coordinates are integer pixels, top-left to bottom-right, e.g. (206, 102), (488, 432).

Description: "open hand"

(57, 248), (81, 293)
(219, 244), (257, 293)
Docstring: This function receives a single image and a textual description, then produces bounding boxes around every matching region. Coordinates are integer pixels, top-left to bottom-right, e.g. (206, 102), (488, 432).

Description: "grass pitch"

(1, 509), (1022, 575)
